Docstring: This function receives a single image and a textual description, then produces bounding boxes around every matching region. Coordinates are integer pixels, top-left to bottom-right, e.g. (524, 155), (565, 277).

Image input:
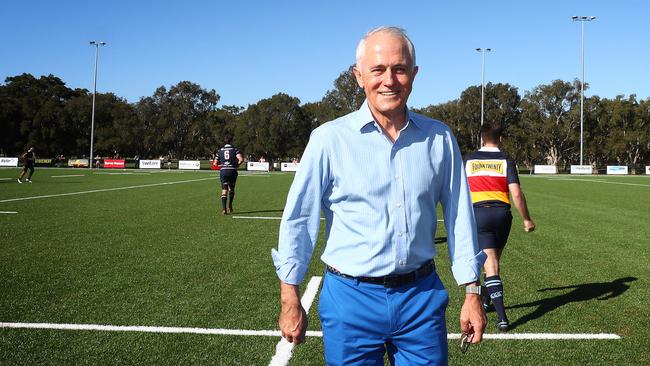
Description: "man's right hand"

(524, 219), (536, 233)
(279, 282), (307, 344)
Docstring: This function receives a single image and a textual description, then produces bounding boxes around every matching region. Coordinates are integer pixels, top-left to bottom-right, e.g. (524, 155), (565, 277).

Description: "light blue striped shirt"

(272, 102), (485, 286)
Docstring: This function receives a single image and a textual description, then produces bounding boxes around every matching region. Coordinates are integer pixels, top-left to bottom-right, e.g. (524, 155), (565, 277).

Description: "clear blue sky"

(2, 0), (648, 109)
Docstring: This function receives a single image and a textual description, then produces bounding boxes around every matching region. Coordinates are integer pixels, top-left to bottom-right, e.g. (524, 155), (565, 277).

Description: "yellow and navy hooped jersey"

(464, 148), (519, 206)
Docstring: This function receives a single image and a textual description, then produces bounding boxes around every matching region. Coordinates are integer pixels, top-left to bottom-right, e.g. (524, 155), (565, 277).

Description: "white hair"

(355, 26), (416, 70)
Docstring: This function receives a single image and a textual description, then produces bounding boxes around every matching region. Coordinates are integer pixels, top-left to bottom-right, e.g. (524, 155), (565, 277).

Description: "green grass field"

(1, 168), (649, 365)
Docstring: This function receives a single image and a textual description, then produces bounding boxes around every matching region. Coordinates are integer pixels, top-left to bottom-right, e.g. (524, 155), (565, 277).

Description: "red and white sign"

(210, 160), (221, 170)
(104, 159), (125, 169)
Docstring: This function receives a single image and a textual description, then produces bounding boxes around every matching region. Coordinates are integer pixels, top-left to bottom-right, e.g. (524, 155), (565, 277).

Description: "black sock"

(221, 195), (227, 211)
(485, 275), (508, 322)
(228, 191), (235, 209)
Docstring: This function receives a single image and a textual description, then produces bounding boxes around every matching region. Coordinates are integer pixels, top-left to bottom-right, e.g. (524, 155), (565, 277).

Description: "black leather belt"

(326, 261), (435, 288)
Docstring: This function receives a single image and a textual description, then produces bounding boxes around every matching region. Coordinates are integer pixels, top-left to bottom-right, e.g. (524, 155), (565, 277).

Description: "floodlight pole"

(89, 41), (106, 169)
(475, 47), (491, 147)
(572, 16), (596, 166)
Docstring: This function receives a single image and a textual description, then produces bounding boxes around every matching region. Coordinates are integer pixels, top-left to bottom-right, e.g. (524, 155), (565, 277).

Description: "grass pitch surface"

(1, 168), (648, 365)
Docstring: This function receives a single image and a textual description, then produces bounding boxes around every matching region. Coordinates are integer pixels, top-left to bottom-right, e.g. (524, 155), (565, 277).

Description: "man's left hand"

(459, 293), (487, 343)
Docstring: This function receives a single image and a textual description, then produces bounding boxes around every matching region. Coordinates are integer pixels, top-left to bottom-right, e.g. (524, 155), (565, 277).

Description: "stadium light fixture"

(475, 47), (491, 147)
(89, 41), (107, 169)
(572, 16), (596, 166)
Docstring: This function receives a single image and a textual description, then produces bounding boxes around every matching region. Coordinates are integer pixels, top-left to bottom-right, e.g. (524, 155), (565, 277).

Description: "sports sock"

(482, 274), (491, 308)
(485, 275), (508, 322)
(228, 191), (235, 209)
(221, 195), (227, 211)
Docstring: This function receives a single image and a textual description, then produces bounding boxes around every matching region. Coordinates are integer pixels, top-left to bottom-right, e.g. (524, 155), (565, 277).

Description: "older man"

(272, 26), (486, 365)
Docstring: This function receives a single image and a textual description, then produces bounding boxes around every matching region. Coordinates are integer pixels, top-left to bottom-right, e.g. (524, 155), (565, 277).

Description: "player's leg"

(18, 165), (27, 182)
(227, 174), (237, 213)
(220, 174), (229, 214)
(484, 208), (513, 331)
(26, 165), (34, 182)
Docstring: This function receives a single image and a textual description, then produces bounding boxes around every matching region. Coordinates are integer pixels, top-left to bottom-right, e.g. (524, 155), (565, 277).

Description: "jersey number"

(224, 151), (230, 160)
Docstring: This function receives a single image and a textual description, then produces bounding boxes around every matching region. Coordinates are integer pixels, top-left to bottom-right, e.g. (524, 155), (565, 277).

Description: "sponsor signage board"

(534, 165), (557, 174)
(570, 165), (592, 175)
(247, 161), (269, 172)
(646, 166), (650, 175)
(606, 166), (628, 175)
(139, 160), (161, 169)
(0, 157), (18, 167)
(178, 160), (200, 170)
(104, 159), (125, 169)
(68, 159), (89, 168)
(280, 162), (299, 172)
(210, 160), (221, 170)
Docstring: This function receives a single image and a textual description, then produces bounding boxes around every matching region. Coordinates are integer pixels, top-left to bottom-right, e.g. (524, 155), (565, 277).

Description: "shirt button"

(395, 175), (400, 180)
(396, 203), (401, 208)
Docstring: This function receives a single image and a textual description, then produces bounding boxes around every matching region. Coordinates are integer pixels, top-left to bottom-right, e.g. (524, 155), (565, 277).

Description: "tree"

(235, 93), (311, 160)
(520, 79), (581, 168)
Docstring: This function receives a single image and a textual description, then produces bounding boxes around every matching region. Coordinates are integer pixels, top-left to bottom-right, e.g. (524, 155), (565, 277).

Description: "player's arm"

(508, 183), (535, 232)
(236, 153), (244, 167)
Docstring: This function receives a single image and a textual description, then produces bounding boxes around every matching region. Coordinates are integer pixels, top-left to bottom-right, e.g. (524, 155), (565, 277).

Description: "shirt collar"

(353, 100), (419, 132)
(479, 146), (500, 152)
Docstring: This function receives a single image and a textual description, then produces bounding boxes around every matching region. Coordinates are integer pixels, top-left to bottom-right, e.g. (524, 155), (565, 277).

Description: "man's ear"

(353, 66), (364, 88)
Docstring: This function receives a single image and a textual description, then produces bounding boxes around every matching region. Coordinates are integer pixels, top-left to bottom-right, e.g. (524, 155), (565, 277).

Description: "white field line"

(0, 177), (217, 203)
(547, 177), (649, 187)
(0, 321), (619, 341)
(269, 276), (322, 366)
(0, 211), (18, 214)
(93, 172), (151, 175)
(51, 174), (84, 178)
(0, 177), (13, 180)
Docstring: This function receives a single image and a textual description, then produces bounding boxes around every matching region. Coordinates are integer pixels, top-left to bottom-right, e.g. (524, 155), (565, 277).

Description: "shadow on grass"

(435, 236), (447, 244)
(507, 276), (637, 329)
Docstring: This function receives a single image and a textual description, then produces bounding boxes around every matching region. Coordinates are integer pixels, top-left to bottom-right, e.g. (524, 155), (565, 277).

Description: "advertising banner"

(534, 165), (557, 174)
(139, 160), (161, 169)
(247, 161), (270, 172)
(68, 159), (89, 168)
(570, 165), (593, 175)
(646, 166), (650, 175)
(0, 157), (18, 167)
(210, 160), (221, 170)
(104, 159), (125, 169)
(606, 166), (628, 175)
(35, 158), (52, 164)
(178, 160), (201, 170)
(280, 162), (299, 172)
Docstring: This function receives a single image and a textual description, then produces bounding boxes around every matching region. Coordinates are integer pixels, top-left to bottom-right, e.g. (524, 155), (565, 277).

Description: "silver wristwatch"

(465, 285), (482, 295)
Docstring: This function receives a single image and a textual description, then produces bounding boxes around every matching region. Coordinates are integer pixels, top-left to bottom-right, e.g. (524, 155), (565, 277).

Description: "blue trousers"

(318, 270), (449, 366)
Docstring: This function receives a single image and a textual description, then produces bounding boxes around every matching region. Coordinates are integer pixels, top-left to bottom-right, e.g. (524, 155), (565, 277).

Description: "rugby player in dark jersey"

(465, 124), (535, 331)
(18, 146), (36, 183)
(216, 137), (245, 215)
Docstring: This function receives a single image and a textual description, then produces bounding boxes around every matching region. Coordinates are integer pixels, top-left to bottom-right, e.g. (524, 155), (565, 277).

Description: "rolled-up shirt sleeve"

(439, 129), (486, 285)
(272, 128), (330, 285)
